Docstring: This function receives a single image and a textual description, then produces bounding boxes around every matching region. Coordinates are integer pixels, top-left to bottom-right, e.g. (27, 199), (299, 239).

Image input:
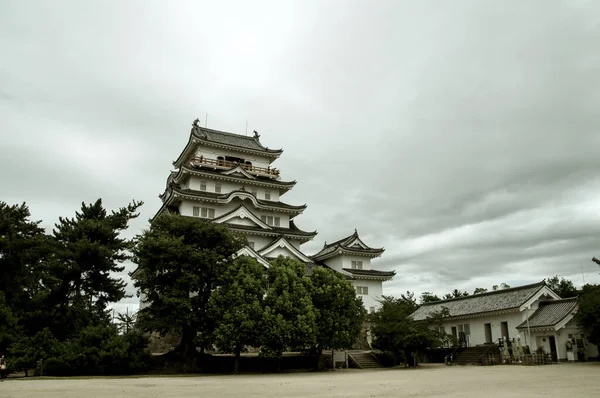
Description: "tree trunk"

(176, 325), (197, 359)
(234, 346), (241, 374)
(314, 347), (323, 371)
(404, 349), (416, 367)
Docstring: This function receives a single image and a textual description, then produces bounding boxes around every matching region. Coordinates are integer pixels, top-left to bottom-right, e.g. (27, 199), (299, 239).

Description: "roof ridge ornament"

(253, 130), (261, 140)
(192, 118), (207, 139)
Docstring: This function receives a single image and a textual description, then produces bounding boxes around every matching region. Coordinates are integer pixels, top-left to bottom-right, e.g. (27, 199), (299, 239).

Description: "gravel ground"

(1, 362), (599, 398)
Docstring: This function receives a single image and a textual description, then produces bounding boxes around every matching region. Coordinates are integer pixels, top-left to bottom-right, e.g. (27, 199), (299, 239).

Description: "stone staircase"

(349, 351), (383, 369)
(452, 346), (491, 365)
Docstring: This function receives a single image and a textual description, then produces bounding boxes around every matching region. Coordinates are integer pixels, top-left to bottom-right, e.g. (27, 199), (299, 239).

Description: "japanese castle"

(140, 119), (394, 311)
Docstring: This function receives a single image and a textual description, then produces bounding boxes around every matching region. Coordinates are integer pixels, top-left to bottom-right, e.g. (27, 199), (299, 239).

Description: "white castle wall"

(184, 176), (281, 202)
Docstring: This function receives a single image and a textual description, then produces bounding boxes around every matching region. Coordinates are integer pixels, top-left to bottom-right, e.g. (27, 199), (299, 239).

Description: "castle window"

(193, 206), (200, 217)
(244, 161), (253, 171)
(200, 181), (207, 191)
(356, 286), (368, 295)
(215, 182), (222, 193)
(217, 156), (225, 166)
(351, 261), (363, 270)
(260, 215), (279, 226)
(200, 208), (215, 219)
(265, 191), (271, 200)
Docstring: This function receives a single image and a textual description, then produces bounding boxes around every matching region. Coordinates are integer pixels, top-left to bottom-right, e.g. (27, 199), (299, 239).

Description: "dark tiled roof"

(173, 188), (306, 211)
(192, 125), (283, 154)
(227, 221), (317, 239)
(181, 165), (296, 188)
(342, 268), (395, 277)
(311, 230), (384, 259)
(516, 298), (578, 329)
(410, 282), (546, 321)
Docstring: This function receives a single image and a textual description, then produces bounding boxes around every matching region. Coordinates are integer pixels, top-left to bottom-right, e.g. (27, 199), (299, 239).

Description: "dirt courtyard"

(2, 363), (599, 398)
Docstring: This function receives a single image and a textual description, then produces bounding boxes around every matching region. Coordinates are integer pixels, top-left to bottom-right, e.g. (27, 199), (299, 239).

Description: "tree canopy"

(545, 276), (578, 298)
(371, 293), (442, 367)
(259, 257), (316, 362)
(133, 214), (244, 358)
(575, 284), (600, 346)
(310, 266), (365, 368)
(208, 256), (267, 373)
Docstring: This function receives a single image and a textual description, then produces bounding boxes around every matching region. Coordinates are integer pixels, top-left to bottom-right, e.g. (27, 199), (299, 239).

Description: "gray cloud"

(2, 0), (600, 312)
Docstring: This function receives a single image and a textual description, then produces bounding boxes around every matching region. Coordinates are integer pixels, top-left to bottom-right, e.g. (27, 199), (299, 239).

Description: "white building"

(133, 119), (394, 310)
(310, 230), (394, 312)
(410, 281), (599, 361)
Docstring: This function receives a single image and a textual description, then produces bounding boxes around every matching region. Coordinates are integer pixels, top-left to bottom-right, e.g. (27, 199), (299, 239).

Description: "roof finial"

(354, 228), (358, 235)
(253, 130), (260, 139)
(324, 241), (327, 248)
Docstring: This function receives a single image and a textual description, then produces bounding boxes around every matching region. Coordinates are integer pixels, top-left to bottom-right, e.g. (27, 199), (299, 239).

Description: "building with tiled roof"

(310, 229), (394, 312)
(132, 119), (393, 312)
(411, 282), (599, 362)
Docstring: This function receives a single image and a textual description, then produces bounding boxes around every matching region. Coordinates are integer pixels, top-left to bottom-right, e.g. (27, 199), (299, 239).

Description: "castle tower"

(310, 230), (395, 312)
(153, 119), (317, 266)
(133, 119), (393, 311)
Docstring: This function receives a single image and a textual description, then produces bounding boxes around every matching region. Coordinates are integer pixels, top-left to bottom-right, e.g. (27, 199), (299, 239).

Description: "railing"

(190, 156), (280, 177)
(479, 342), (501, 365)
(445, 345), (464, 365)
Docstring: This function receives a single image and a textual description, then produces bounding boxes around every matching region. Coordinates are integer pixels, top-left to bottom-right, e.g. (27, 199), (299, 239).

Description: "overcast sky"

(2, 0), (600, 314)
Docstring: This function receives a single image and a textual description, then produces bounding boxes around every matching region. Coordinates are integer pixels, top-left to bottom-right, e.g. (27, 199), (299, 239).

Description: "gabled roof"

(173, 121), (282, 167)
(166, 166), (296, 194)
(156, 187), (307, 220)
(311, 229), (384, 261)
(258, 236), (314, 263)
(212, 204), (271, 229)
(341, 268), (395, 281)
(516, 298), (578, 330)
(235, 246), (271, 268)
(410, 281), (548, 321)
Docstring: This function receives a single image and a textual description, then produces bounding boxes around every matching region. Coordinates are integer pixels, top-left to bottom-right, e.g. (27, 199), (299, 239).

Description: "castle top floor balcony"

(189, 156), (281, 178)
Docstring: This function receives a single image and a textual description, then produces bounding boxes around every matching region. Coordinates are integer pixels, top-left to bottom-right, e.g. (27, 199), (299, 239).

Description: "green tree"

(545, 276), (578, 298)
(442, 289), (469, 299)
(133, 214), (244, 358)
(310, 267), (366, 369)
(492, 283), (510, 291)
(49, 199), (142, 339)
(260, 257), (316, 367)
(371, 295), (441, 367)
(575, 284), (600, 345)
(473, 287), (488, 294)
(208, 256), (267, 373)
(116, 309), (138, 335)
(419, 292), (441, 303)
(0, 201), (55, 338)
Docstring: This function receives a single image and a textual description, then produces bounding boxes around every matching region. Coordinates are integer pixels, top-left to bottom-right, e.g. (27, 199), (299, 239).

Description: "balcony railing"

(189, 156), (280, 177)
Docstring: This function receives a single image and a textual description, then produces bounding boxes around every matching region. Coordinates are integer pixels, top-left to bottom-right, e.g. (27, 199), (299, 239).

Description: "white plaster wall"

(439, 311), (524, 347)
(248, 236), (273, 251)
(339, 255), (372, 270)
(323, 257), (344, 273)
(195, 147), (272, 169)
(178, 199), (291, 228)
(353, 280), (383, 312)
(185, 176), (281, 201)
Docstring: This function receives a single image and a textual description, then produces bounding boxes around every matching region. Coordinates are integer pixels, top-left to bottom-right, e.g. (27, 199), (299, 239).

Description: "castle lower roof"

(311, 229), (384, 261)
(341, 268), (395, 281)
(410, 281), (548, 321)
(516, 297), (578, 330)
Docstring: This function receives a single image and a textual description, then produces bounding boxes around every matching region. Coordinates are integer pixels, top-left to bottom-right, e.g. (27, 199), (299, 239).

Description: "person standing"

(0, 355), (7, 381)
